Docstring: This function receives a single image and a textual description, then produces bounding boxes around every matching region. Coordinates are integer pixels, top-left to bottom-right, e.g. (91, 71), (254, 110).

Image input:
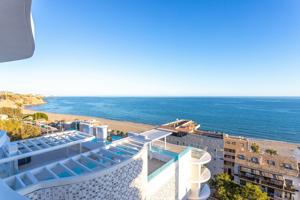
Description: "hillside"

(0, 91), (45, 108)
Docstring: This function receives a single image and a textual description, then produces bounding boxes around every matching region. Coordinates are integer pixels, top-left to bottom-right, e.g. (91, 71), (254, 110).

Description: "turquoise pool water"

(104, 155), (115, 160)
(114, 151), (126, 155)
(72, 167), (85, 174)
(151, 146), (178, 158)
(57, 172), (71, 178)
(43, 176), (55, 181)
(112, 135), (123, 141)
(100, 135), (124, 145)
(85, 161), (97, 169)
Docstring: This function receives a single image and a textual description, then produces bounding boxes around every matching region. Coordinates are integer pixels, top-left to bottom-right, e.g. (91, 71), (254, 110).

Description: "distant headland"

(0, 91), (46, 108)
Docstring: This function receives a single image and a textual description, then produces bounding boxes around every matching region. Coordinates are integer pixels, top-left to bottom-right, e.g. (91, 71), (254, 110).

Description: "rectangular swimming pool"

(151, 146), (178, 158)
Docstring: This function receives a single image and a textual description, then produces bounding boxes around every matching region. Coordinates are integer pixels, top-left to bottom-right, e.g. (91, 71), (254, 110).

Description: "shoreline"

(24, 110), (300, 147)
(23, 105), (300, 149)
(23, 109), (300, 153)
(23, 108), (155, 133)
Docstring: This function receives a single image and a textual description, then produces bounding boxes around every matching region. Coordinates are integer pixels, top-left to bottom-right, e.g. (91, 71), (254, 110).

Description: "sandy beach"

(23, 109), (155, 133)
(23, 109), (300, 151)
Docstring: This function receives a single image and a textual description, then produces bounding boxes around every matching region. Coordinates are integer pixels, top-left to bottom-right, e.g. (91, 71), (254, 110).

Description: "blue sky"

(1, 0), (300, 96)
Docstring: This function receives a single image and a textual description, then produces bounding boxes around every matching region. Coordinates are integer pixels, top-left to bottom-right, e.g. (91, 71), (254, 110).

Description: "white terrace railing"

(191, 148), (211, 165)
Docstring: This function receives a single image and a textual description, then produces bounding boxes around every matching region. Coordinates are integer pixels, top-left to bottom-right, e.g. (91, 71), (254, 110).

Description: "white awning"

(140, 129), (172, 142)
(0, 0), (35, 62)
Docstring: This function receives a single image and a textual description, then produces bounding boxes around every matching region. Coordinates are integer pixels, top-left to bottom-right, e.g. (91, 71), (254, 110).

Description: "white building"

(0, 129), (211, 200)
(0, 114), (8, 120)
(95, 125), (108, 142)
(79, 122), (94, 135)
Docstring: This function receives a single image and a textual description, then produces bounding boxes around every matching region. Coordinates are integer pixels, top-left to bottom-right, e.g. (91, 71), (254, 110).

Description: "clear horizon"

(1, 0), (300, 96)
(32, 95), (300, 98)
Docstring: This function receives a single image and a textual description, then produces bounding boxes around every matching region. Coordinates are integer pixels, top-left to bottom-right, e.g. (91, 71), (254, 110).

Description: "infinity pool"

(85, 161), (97, 169)
(57, 172), (72, 178)
(72, 167), (85, 174)
(151, 146), (178, 158)
(112, 135), (123, 141)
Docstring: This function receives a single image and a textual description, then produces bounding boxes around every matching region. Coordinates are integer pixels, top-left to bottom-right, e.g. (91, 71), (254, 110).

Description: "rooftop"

(2, 137), (145, 193)
(159, 119), (199, 133)
(0, 131), (95, 165)
(140, 129), (173, 142)
(158, 119), (223, 138)
(235, 151), (299, 177)
(224, 135), (300, 177)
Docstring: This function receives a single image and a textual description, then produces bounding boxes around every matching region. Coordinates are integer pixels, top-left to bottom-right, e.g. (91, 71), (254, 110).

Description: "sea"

(27, 97), (300, 143)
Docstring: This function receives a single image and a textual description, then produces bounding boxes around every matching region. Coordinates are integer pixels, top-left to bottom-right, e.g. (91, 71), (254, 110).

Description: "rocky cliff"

(0, 92), (46, 108)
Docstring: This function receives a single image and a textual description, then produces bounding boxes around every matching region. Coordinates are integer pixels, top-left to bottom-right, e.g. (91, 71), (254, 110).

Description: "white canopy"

(0, 0), (35, 62)
(140, 129), (172, 142)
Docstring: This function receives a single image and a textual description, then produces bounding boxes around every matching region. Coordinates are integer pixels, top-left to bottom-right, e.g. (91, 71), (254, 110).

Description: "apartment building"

(160, 119), (300, 200)
(224, 135), (300, 200)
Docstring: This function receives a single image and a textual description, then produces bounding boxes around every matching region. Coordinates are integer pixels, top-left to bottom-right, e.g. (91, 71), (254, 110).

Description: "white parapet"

(79, 123), (94, 135)
(1, 138), (147, 200)
(95, 125), (108, 141)
(189, 183), (211, 200)
(190, 167), (211, 184)
(0, 130), (9, 147)
(189, 148), (211, 200)
(191, 149), (211, 165)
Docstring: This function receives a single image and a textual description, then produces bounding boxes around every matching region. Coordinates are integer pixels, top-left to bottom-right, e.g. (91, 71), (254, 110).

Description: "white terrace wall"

(147, 148), (192, 200)
(23, 148), (148, 200)
(177, 149), (191, 200)
(147, 160), (176, 200)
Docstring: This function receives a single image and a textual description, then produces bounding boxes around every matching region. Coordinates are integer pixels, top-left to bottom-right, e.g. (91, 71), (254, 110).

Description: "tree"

(251, 143), (260, 153)
(120, 131), (126, 137)
(0, 119), (41, 141)
(211, 173), (243, 200)
(241, 183), (269, 200)
(22, 114), (33, 120)
(107, 135), (112, 142)
(0, 107), (23, 118)
(211, 173), (269, 200)
(31, 112), (48, 121)
(265, 149), (277, 156)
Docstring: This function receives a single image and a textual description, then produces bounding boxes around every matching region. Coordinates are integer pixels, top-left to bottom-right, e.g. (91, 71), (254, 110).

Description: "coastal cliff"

(0, 92), (45, 108)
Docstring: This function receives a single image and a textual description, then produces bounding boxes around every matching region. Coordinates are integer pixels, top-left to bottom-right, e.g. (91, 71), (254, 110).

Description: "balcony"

(190, 167), (211, 184)
(224, 156), (235, 162)
(191, 148), (211, 165)
(261, 180), (283, 190)
(239, 174), (260, 184)
(238, 172), (295, 192)
(189, 184), (211, 200)
(284, 185), (298, 193)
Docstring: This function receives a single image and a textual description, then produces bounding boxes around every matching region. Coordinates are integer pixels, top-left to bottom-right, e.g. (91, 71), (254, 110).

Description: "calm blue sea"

(28, 97), (300, 143)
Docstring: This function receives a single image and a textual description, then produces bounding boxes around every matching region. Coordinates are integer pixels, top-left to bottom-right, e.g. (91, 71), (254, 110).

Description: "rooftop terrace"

(159, 119), (199, 133)
(2, 138), (145, 193)
(0, 131), (95, 165)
